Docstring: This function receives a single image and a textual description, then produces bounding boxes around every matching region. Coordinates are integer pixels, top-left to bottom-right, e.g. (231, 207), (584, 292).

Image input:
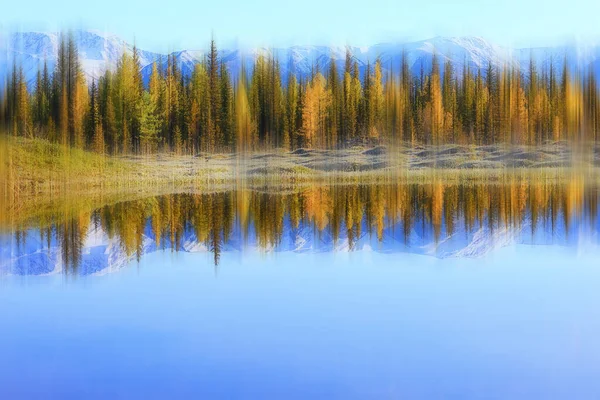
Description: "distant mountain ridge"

(2, 30), (600, 90)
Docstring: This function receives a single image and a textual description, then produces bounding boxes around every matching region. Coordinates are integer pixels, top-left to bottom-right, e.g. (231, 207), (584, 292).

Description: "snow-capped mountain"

(2, 29), (600, 91)
(1, 30), (161, 88)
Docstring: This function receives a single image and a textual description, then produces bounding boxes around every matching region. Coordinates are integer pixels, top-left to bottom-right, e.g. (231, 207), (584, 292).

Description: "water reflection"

(2, 178), (600, 275)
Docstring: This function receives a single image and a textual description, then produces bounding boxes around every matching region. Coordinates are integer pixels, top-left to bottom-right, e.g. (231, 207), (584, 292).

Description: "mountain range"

(2, 29), (600, 90)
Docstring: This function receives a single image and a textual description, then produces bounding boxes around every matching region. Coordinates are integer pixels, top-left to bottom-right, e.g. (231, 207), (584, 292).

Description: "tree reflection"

(6, 177), (600, 273)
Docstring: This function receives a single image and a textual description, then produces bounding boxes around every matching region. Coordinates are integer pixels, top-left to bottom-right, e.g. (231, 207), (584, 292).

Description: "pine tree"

(17, 66), (32, 137)
(341, 48), (353, 145)
(284, 73), (299, 149)
(208, 38), (221, 152)
(301, 73), (331, 148)
(190, 62), (209, 152)
(131, 43), (144, 151)
(425, 53), (443, 144)
(73, 69), (88, 148)
(369, 59), (384, 141)
(220, 61), (233, 149)
(234, 64), (255, 153)
(99, 72), (118, 153)
(327, 55), (341, 147)
(442, 59), (456, 141)
(89, 79), (105, 154)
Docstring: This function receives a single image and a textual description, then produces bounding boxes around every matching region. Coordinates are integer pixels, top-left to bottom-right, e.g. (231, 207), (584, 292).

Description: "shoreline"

(5, 136), (600, 191)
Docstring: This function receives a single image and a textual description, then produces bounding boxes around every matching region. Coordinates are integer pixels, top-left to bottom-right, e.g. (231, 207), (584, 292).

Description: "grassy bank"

(3, 136), (140, 189)
(4, 135), (600, 197)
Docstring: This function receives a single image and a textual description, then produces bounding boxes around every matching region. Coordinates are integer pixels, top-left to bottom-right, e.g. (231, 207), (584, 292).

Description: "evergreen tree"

(234, 64), (255, 153)
(220, 61), (233, 149)
(88, 79), (105, 153)
(208, 38), (221, 152)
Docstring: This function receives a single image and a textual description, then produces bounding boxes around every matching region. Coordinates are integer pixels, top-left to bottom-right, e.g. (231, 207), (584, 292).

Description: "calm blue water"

(1, 246), (600, 399)
(2, 184), (600, 398)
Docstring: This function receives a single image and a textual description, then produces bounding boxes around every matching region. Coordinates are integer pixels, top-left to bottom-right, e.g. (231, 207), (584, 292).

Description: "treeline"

(2, 33), (600, 154)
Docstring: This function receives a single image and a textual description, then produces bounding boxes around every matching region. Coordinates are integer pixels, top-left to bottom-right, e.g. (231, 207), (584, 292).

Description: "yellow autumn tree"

(369, 59), (384, 140)
(235, 70), (255, 153)
(301, 73), (331, 148)
(424, 55), (443, 144)
(73, 71), (88, 148)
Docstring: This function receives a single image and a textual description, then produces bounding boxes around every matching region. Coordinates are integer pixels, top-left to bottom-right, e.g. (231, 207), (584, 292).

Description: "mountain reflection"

(2, 178), (599, 275)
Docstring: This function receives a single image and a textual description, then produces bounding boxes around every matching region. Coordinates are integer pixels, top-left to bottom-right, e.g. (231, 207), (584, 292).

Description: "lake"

(1, 179), (600, 398)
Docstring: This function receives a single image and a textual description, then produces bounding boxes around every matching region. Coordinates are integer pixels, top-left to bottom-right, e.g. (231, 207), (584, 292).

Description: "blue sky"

(1, 0), (599, 51)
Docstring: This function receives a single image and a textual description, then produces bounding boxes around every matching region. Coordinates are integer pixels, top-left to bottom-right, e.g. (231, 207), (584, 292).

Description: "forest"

(2, 32), (600, 155)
